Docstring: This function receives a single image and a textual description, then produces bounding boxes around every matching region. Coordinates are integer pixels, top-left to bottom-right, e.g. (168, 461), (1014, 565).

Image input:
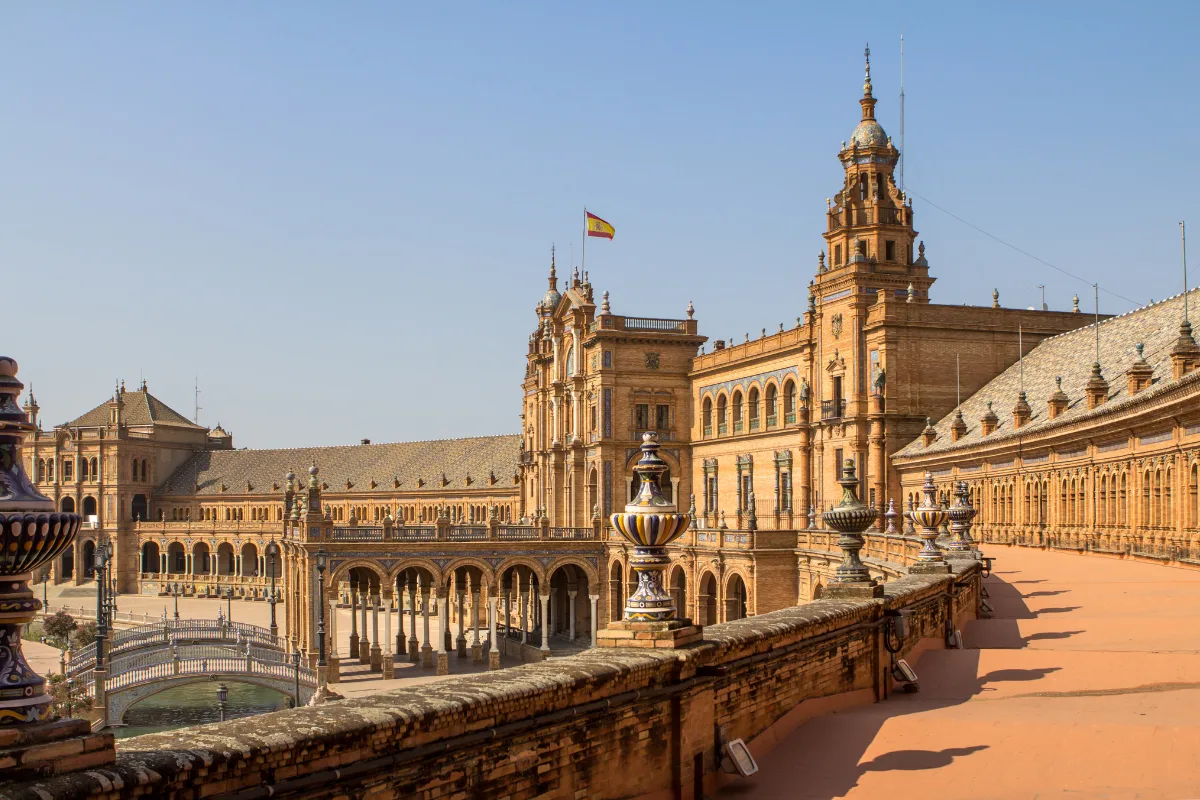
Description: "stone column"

(359, 590), (370, 662)
(421, 586), (434, 668)
(370, 593), (382, 671)
(568, 590), (577, 641)
(436, 594), (449, 675)
(488, 594), (500, 669)
(549, 587), (557, 637)
(539, 593), (551, 654)
(382, 590), (394, 679)
(519, 573), (528, 644)
(395, 580), (407, 656)
(348, 586), (359, 659)
(589, 595), (598, 647)
(327, 598), (341, 683)
(455, 588), (467, 658)
(408, 580), (419, 663)
(471, 587), (482, 663)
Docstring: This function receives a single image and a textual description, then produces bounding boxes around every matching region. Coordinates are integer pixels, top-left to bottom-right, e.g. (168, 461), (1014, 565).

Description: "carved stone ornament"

(644, 352), (660, 370)
(831, 313), (844, 339)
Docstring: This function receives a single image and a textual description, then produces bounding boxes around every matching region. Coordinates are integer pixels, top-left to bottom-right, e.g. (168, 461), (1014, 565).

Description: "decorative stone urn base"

(596, 618), (702, 650)
(0, 718), (115, 784)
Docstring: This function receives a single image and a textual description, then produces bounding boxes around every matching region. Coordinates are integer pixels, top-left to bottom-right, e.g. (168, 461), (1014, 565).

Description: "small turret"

(1012, 390), (1031, 429)
(1084, 362), (1109, 410)
(950, 409), (967, 442)
(22, 383), (38, 428)
(1169, 320), (1200, 379)
(980, 401), (999, 436)
(1126, 343), (1154, 395)
(921, 417), (937, 448)
(1048, 376), (1069, 419)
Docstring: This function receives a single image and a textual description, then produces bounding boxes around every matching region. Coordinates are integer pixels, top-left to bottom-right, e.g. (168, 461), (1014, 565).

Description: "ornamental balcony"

(821, 399), (846, 420)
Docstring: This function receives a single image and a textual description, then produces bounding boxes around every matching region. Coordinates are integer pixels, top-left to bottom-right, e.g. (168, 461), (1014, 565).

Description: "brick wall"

(1, 561), (980, 800)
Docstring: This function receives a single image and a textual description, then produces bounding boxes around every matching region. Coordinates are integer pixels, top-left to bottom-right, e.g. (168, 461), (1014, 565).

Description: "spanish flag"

(586, 211), (615, 240)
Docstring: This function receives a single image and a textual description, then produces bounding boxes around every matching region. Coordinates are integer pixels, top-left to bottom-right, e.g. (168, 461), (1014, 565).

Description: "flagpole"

(582, 206), (587, 274)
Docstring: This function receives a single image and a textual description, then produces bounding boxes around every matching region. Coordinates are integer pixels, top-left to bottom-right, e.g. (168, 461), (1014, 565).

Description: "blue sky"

(6, 2), (1198, 447)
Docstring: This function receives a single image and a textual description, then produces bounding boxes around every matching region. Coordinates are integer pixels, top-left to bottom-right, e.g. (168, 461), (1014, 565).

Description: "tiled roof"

(158, 434), (523, 496)
(895, 288), (1200, 458)
(66, 389), (205, 430)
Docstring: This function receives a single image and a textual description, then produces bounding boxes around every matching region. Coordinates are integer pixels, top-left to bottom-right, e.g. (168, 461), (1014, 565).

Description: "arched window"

(748, 387), (760, 429)
(80, 458), (89, 482)
(717, 394), (728, 435)
(766, 385), (777, 425)
(141, 459), (148, 482)
(732, 391), (743, 432)
(702, 397), (713, 437)
(47, 459), (53, 481)
(132, 457), (138, 481)
(90, 457), (98, 481)
(783, 380), (796, 419)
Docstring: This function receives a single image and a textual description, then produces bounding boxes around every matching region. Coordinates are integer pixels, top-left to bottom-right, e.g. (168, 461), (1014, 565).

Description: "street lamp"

(172, 582), (179, 621)
(216, 682), (228, 723)
(266, 540), (280, 639)
(291, 649), (301, 707)
(226, 586), (233, 622)
(94, 546), (107, 672)
(315, 547), (328, 670)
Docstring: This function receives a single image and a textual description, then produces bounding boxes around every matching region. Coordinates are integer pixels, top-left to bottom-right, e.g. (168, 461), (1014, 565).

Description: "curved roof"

(159, 433), (522, 496)
(895, 288), (1200, 459)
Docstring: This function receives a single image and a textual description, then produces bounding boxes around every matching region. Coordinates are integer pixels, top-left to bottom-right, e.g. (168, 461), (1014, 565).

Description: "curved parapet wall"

(0, 560), (980, 800)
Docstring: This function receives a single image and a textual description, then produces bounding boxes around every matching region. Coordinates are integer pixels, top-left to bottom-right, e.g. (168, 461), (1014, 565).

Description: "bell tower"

(819, 45), (931, 301)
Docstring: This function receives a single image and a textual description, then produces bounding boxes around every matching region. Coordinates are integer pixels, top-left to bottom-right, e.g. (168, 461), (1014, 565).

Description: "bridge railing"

(67, 619), (287, 676)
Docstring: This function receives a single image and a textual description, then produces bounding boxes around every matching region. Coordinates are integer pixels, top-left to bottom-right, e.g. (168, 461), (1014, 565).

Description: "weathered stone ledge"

(1, 561), (978, 800)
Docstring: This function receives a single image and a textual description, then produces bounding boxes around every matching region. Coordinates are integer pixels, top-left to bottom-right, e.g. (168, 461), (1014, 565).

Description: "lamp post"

(266, 540), (280, 639)
(315, 547), (328, 672)
(94, 547), (107, 671)
(216, 682), (228, 723)
(226, 586), (233, 622)
(291, 649), (301, 707)
(172, 582), (179, 621)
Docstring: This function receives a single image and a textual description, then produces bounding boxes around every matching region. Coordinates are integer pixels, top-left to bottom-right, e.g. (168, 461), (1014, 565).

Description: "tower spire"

(549, 244), (557, 288)
(860, 43), (877, 122)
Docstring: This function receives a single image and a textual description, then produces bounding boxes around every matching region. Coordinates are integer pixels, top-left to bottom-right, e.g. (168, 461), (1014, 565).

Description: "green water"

(115, 681), (292, 739)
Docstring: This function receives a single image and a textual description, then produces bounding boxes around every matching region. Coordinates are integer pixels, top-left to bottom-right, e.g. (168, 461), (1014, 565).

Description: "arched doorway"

(608, 561), (624, 622)
(394, 566), (438, 665)
(82, 496), (97, 518)
(166, 542), (185, 574)
(60, 548), (75, 581)
(240, 542), (258, 577)
(725, 574), (748, 622)
(216, 543), (235, 576)
(498, 565), (541, 650)
(61, 497), (76, 514)
(81, 540), (96, 579)
(547, 563), (592, 647)
(698, 572), (717, 626)
(141, 541), (160, 574)
(192, 542), (211, 576)
(669, 565), (688, 621)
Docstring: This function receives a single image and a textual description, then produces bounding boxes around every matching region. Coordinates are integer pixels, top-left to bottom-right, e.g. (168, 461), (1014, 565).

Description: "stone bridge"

(65, 620), (314, 729)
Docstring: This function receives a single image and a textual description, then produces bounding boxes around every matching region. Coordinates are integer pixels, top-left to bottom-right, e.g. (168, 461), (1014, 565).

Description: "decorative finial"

(863, 43), (873, 97)
(907, 283), (916, 304)
(818, 251), (826, 271)
(686, 300), (695, 319)
(600, 290), (611, 315)
(548, 245), (557, 286)
(1073, 294), (1080, 312)
(992, 288), (999, 308)
(1135, 342), (1144, 358)
(1056, 376), (1063, 390)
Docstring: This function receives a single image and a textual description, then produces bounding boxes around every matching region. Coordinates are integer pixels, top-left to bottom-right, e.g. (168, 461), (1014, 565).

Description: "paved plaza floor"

(719, 546), (1200, 799)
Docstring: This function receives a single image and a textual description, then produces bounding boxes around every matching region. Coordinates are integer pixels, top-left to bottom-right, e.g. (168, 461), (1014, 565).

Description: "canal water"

(115, 681), (292, 738)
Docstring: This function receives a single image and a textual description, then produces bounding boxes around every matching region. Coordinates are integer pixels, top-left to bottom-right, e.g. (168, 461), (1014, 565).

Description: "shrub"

(42, 611), (77, 649)
(70, 621), (98, 651)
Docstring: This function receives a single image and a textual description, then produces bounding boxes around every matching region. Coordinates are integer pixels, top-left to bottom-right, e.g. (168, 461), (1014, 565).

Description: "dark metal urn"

(0, 357), (81, 725)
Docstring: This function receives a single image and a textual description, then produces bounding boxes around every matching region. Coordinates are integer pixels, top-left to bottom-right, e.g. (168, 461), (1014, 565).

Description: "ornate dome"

(542, 287), (561, 312)
(850, 119), (888, 149)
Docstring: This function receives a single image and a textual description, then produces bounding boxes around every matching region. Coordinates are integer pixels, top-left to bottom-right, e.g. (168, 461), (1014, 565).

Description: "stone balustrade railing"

(977, 524), (1200, 568)
(323, 522), (597, 543)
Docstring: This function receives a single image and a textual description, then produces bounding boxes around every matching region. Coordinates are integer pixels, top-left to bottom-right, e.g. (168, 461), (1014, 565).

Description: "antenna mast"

(1094, 284), (1101, 363)
(194, 376), (202, 424)
(1182, 221), (1189, 323)
(899, 34), (905, 192)
(1018, 324), (1024, 391)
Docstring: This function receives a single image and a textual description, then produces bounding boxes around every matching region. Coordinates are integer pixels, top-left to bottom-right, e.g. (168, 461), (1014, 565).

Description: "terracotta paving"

(719, 547), (1200, 800)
